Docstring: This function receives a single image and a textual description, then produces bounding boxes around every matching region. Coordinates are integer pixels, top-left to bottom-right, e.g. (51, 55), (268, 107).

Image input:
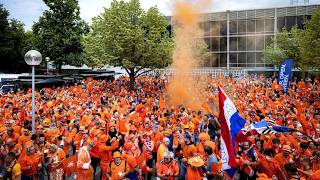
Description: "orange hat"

(198, 132), (210, 141)
(99, 134), (108, 143)
(79, 126), (85, 131)
(164, 129), (172, 135)
(188, 156), (204, 167)
(43, 118), (51, 127)
(113, 151), (121, 158)
(283, 145), (291, 152)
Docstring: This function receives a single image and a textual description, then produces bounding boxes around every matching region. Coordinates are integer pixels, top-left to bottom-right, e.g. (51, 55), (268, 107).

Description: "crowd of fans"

(0, 75), (319, 180)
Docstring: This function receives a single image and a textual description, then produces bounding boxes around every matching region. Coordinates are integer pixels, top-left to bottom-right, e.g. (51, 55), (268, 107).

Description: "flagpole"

(289, 128), (317, 145)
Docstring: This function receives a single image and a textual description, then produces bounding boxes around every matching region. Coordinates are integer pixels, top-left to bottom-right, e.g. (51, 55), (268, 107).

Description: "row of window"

(206, 52), (272, 68)
(199, 15), (310, 36)
(204, 35), (273, 52)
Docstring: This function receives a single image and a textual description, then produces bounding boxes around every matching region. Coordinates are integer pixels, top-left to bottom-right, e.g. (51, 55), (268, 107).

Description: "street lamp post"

(24, 50), (42, 134)
(45, 57), (50, 74)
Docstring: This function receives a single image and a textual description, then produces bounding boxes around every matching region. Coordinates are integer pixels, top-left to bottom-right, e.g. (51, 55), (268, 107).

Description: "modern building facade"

(169, 4), (320, 69)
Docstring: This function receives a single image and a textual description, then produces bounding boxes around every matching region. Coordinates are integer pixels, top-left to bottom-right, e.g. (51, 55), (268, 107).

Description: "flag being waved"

(218, 87), (246, 177)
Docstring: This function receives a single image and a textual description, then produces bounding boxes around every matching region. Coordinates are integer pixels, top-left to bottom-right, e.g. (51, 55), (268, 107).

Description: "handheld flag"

(218, 87), (246, 177)
(278, 59), (293, 92)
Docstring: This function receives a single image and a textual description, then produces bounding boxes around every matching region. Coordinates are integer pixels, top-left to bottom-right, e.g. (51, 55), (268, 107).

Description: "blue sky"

(1, 0), (320, 30)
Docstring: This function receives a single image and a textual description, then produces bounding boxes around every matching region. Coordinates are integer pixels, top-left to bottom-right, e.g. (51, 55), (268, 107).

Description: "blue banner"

(278, 59), (293, 92)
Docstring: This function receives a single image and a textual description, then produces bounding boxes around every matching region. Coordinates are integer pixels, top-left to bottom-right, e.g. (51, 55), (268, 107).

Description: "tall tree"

(33, 0), (89, 72)
(0, 4), (28, 73)
(299, 9), (320, 70)
(263, 27), (302, 68)
(83, 0), (174, 89)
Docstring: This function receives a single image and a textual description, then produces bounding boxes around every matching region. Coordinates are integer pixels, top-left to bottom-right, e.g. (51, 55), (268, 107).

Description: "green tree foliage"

(0, 4), (28, 73)
(263, 27), (301, 67)
(264, 9), (320, 70)
(83, 0), (174, 89)
(33, 0), (89, 72)
(299, 9), (320, 70)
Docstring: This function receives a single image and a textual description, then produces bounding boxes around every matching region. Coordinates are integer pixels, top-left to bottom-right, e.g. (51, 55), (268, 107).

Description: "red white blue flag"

(218, 87), (246, 177)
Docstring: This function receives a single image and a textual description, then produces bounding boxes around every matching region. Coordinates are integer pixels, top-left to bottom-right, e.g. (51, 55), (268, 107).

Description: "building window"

(286, 16), (296, 30)
(220, 37), (227, 51)
(247, 52), (255, 64)
(247, 36), (255, 51)
(255, 36), (264, 50)
(238, 20), (246, 34)
(210, 21), (220, 36)
(220, 21), (227, 36)
(238, 37), (246, 51)
(230, 37), (238, 51)
(230, 53), (237, 64)
(203, 21), (211, 36)
(230, 20), (238, 34)
(220, 53), (227, 67)
(210, 37), (219, 51)
(265, 19), (274, 32)
(247, 19), (255, 33)
(256, 19), (264, 32)
(238, 52), (247, 64)
(277, 17), (285, 31)
(256, 52), (263, 63)
(212, 53), (219, 67)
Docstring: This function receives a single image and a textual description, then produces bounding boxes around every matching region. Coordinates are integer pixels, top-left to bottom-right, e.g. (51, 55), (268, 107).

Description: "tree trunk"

(301, 70), (306, 80)
(129, 68), (135, 91)
(129, 74), (135, 91)
(57, 62), (63, 74)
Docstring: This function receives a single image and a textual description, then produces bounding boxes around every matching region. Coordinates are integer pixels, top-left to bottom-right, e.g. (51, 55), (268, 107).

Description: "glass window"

(230, 37), (237, 51)
(230, 53), (237, 64)
(238, 63), (247, 67)
(277, 17), (285, 31)
(247, 52), (255, 64)
(230, 63), (238, 67)
(238, 20), (246, 33)
(265, 19), (274, 32)
(220, 21), (227, 36)
(238, 37), (246, 51)
(230, 20), (237, 34)
(256, 19), (264, 32)
(212, 53), (219, 67)
(247, 36), (255, 51)
(238, 52), (247, 64)
(256, 52), (263, 63)
(210, 37), (219, 51)
(220, 37), (227, 51)
(210, 21), (220, 36)
(203, 22), (211, 36)
(255, 36), (264, 50)
(286, 16), (296, 30)
(247, 19), (255, 33)
(220, 53), (227, 67)
(296, 16), (304, 29)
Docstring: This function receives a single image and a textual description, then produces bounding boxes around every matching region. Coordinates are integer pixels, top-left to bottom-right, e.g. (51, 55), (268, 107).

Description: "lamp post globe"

(24, 50), (42, 66)
(24, 50), (42, 135)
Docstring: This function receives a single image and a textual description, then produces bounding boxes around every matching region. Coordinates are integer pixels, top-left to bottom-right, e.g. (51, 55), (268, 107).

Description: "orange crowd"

(0, 75), (319, 180)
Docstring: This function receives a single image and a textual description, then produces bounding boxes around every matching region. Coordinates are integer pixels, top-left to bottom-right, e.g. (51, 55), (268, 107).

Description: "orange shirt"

(186, 167), (203, 180)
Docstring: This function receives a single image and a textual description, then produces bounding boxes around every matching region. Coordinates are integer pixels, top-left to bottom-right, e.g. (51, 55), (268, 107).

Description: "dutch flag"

(218, 87), (246, 177)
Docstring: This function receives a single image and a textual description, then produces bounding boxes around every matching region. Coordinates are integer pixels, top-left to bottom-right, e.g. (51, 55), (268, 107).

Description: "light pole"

(24, 50), (42, 134)
(45, 57), (50, 74)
